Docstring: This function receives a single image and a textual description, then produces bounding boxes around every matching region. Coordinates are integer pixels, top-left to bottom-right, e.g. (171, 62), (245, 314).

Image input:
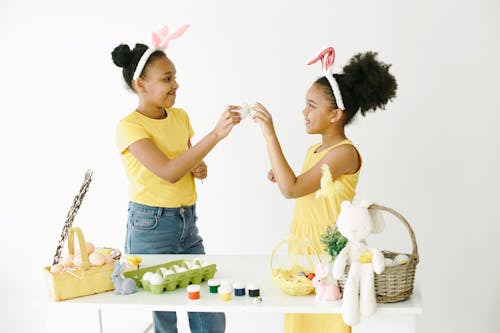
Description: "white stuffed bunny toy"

(332, 200), (386, 326)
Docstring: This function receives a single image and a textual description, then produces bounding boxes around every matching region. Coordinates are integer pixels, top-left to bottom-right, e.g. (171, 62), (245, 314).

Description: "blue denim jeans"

(125, 202), (226, 333)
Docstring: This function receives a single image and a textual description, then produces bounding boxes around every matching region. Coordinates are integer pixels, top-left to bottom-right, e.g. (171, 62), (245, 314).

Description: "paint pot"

(208, 279), (220, 293)
(187, 284), (200, 300)
(218, 285), (232, 301)
(247, 283), (260, 298)
(233, 282), (246, 296)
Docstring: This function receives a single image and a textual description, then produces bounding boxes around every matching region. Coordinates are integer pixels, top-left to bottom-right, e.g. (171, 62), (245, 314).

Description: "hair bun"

(111, 44), (133, 68)
(342, 52), (397, 114)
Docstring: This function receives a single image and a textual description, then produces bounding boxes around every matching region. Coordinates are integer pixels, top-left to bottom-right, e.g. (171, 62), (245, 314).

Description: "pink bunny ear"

(160, 24), (190, 50)
(315, 263), (328, 277)
(152, 26), (169, 48)
(307, 47), (336, 72)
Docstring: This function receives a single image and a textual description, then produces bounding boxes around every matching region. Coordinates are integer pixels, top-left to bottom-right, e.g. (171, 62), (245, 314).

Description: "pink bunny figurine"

(312, 263), (342, 301)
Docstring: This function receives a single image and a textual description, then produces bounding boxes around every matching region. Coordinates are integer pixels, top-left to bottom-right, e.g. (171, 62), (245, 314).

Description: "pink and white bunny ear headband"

(307, 46), (345, 110)
(133, 24), (190, 81)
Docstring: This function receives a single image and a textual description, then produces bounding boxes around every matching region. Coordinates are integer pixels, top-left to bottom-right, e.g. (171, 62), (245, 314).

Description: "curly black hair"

(314, 52), (397, 125)
(111, 43), (165, 91)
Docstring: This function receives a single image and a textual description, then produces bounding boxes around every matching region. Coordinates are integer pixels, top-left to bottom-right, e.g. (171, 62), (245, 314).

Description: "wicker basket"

(337, 204), (419, 303)
(43, 227), (114, 301)
(270, 236), (322, 296)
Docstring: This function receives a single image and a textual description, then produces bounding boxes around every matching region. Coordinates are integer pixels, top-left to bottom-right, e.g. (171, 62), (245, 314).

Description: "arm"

(129, 106), (240, 183)
(188, 139), (207, 180)
(253, 103), (359, 198)
(332, 245), (350, 279)
(369, 247), (385, 274)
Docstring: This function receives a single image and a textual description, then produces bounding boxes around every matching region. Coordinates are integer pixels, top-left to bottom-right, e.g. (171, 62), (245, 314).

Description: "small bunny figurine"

(311, 263), (342, 301)
(111, 261), (138, 295)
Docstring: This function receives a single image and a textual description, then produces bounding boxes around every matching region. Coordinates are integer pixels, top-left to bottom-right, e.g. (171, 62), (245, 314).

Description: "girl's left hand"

(252, 102), (276, 139)
(191, 161), (207, 179)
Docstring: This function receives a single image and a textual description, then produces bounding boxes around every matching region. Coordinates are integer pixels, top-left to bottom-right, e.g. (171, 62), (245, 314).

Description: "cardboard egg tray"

(123, 259), (217, 294)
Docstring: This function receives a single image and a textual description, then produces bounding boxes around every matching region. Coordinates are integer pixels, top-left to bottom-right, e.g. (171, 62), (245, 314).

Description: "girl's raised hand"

(252, 102), (276, 139)
(213, 106), (241, 141)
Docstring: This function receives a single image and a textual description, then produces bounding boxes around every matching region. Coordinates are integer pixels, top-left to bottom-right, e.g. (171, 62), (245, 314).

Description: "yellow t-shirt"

(116, 108), (196, 208)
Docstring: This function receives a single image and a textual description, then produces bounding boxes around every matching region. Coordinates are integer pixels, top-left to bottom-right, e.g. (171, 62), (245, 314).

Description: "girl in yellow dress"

(252, 47), (397, 333)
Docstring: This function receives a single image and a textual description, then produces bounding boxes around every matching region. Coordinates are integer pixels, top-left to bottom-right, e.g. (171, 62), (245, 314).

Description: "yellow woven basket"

(270, 236), (322, 296)
(43, 227), (114, 301)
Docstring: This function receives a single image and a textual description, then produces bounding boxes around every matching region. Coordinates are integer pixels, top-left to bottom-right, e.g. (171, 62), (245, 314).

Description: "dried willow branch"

(52, 170), (93, 265)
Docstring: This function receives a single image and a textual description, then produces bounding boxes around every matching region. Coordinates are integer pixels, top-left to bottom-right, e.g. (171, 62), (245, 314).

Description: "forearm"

(163, 131), (219, 183)
(264, 134), (297, 198)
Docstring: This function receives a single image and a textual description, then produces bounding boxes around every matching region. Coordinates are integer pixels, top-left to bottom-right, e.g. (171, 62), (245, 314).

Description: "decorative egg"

(103, 254), (113, 264)
(89, 252), (106, 266)
(175, 266), (187, 273)
(62, 254), (74, 268)
(160, 268), (175, 277)
(50, 263), (64, 273)
(73, 254), (83, 268)
(149, 273), (164, 285)
(85, 242), (95, 254)
(394, 254), (409, 265)
(142, 272), (154, 281)
(384, 258), (396, 267)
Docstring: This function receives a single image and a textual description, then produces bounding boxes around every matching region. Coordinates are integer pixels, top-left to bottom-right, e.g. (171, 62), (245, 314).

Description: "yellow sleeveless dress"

(285, 139), (361, 333)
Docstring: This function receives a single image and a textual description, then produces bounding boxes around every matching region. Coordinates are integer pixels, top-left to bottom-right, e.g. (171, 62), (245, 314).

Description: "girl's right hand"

(252, 102), (276, 139)
(267, 169), (276, 183)
(213, 105), (241, 141)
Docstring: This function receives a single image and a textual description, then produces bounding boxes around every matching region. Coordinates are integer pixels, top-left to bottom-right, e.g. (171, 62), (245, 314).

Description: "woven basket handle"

(269, 236), (322, 276)
(368, 204), (419, 264)
(68, 227), (90, 270)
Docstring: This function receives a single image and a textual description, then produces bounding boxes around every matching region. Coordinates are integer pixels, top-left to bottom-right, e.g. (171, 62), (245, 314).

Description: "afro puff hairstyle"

(111, 43), (165, 91)
(315, 51), (397, 125)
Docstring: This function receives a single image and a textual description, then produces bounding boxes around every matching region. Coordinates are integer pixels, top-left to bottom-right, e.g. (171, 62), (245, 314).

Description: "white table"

(38, 254), (422, 333)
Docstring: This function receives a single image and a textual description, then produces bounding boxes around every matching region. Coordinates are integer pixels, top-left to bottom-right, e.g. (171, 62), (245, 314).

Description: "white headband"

(307, 47), (345, 110)
(133, 24), (190, 81)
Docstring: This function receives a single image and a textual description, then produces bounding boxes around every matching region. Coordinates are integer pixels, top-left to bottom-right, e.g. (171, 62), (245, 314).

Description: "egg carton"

(123, 259), (217, 294)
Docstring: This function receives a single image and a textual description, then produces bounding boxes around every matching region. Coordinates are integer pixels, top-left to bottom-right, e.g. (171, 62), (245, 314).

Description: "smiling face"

(139, 55), (178, 109)
(303, 83), (337, 134)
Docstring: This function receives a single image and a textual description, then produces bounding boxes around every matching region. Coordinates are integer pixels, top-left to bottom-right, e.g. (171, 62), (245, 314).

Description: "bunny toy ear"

(315, 263), (328, 277)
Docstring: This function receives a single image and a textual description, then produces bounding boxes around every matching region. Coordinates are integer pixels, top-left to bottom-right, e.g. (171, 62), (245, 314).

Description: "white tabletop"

(38, 254), (422, 315)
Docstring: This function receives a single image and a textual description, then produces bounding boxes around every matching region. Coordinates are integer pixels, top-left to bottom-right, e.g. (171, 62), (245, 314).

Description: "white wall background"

(1, 0), (499, 332)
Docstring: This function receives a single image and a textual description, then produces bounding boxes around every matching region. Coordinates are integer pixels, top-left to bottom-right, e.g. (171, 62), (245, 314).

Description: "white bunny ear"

(369, 208), (385, 233)
(119, 261), (127, 273)
(360, 200), (372, 208)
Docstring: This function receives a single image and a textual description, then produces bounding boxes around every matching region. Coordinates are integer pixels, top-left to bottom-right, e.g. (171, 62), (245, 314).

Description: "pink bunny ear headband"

(132, 24), (190, 81)
(307, 46), (345, 110)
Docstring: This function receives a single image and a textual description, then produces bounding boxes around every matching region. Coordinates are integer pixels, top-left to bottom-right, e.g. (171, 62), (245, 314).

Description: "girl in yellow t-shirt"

(111, 26), (240, 333)
(252, 48), (397, 333)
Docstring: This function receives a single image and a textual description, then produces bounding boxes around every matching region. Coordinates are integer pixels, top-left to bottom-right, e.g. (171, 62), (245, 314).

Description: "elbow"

(280, 188), (297, 199)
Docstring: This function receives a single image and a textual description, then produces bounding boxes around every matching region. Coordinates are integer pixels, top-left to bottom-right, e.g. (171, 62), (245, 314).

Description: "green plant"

(320, 226), (347, 262)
